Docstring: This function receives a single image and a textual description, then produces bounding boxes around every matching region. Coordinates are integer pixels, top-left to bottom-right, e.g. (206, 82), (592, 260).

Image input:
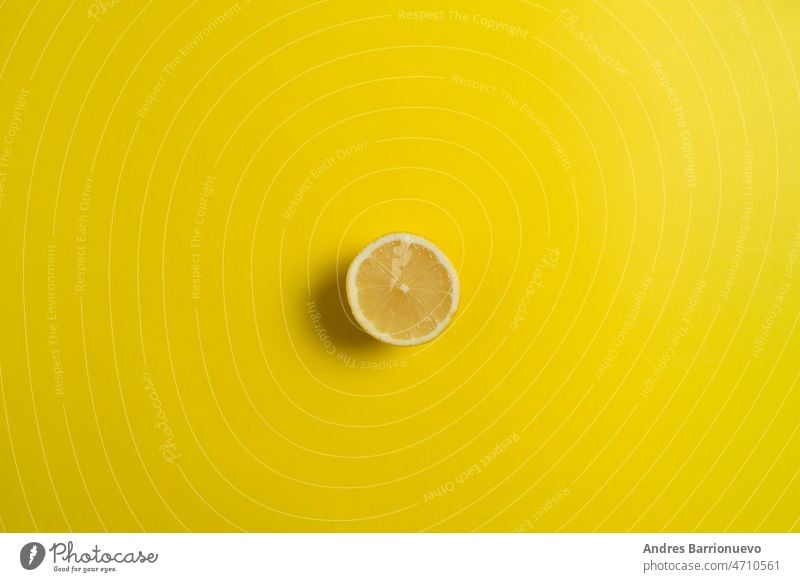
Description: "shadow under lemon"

(305, 260), (389, 359)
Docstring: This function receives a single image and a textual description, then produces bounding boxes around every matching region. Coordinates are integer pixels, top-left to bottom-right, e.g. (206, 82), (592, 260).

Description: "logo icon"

(20, 542), (45, 570)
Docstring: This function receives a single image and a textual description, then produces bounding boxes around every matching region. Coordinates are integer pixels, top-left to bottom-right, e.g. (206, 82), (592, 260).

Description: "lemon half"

(345, 233), (460, 346)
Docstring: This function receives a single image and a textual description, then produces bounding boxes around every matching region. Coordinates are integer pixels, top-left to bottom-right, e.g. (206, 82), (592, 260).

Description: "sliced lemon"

(346, 232), (459, 346)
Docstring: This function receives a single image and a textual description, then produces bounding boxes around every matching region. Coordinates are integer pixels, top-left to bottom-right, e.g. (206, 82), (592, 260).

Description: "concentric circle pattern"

(0, 0), (798, 532)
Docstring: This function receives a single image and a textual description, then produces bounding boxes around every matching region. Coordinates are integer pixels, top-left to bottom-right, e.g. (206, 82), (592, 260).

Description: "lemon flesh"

(346, 233), (459, 346)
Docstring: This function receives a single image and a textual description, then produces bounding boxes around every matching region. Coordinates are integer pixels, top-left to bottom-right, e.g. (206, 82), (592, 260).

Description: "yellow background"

(0, 0), (799, 532)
